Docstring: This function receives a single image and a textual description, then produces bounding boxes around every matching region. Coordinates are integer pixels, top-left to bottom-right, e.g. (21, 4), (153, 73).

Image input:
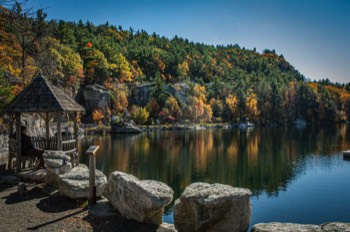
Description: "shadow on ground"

(36, 195), (84, 213)
(85, 214), (163, 232)
(3, 185), (46, 204)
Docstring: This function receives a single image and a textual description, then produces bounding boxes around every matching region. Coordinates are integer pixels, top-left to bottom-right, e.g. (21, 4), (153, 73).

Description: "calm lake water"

(79, 125), (350, 228)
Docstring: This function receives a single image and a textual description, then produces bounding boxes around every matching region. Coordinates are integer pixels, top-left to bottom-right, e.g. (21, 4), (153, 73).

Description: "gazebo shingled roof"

(5, 72), (84, 113)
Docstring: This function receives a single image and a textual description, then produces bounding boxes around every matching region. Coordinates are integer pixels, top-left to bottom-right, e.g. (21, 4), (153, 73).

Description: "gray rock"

(252, 222), (350, 232)
(59, 164), (107, 199)
(43, 150), (71, 168)
(84, 84), (110, 111)
(252, 223), (320, 232)
(111, 122), (142, 134)
(158, 223), (177, 232)
(321, 222), (350, 232)
(17, 182), (27, 195)
(103, 171), (174, 225)
(173, 182), (252, 232)
(18, 169), (46, 183)
(43, 150), (72, 186)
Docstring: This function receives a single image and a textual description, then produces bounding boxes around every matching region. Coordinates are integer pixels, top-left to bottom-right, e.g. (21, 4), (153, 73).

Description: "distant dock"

(344, 150), (350, 159)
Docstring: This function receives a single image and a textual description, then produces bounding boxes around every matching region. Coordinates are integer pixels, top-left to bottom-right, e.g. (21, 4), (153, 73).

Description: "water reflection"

(79, 125), (350, 199)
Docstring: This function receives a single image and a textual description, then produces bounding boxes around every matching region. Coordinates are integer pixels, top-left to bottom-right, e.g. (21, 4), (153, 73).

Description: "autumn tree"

(224, 94), (239, 122)
(1, 2), (47, 77)
(36, 37), (82, 94)
(130, 105), (149, 124)
(84, 46), (109, 84)
(245, 91), (259, 120)
(162, 96), (182, 121)
(92, 110), (104, 125)
(210, 98), (223, 118)
(110, 53), (133, 82)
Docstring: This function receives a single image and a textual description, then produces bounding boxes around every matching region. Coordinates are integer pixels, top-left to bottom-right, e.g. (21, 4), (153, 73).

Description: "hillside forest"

(1, 2), (350, 125)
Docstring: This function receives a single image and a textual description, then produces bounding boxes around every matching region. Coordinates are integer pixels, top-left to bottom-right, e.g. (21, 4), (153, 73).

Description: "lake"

(78, 125), (350, 228)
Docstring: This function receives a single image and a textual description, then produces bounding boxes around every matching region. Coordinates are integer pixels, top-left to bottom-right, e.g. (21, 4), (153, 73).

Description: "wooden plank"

(63, 148), (77, 154)
(62, 139), (76, 144)
(86, 145), (99, 155)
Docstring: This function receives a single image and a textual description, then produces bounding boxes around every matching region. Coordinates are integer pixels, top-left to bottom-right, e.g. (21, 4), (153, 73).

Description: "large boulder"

(252, 222), (350, 232)
(111, 121), (142, 134)
(103, 171), (174, 225)
(173, 182), (252, 232)
(59, 164), (107, 199)
(43, 150), (71, 186)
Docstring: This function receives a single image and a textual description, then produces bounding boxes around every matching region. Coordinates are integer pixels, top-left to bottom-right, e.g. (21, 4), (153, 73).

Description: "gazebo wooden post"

(73, 112), (79, 166)
(68, 112), (79, 167)
(9, 114), (14, 135)
(45, 112), (50, 149)
(56, 111), (62, 150)
(15, 112), (21, 173)
(72, 112), (78, 148)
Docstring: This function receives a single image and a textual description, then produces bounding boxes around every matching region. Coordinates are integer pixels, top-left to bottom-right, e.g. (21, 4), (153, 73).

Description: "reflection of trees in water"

(79, 125), (350, 200)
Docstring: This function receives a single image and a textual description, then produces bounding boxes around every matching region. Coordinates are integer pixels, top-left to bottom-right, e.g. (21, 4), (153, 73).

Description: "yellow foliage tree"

(130, 105), (149, 124)
(162, 96), (182, 120)
(193, 84), (207, 102)
(115, 53), (133, 82)
(177, 60), (189, 79)
(225, 94), (238, 119)
(202, 104), (213, 122)
(246, 92), (259, 119)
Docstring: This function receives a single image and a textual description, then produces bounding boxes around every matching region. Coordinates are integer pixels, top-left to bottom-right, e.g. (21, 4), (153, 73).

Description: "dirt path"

(0, 172), (175, 232)
(0, 182), (92, 232)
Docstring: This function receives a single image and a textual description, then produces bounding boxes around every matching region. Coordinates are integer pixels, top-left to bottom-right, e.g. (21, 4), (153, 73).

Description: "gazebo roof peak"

(5, 72), (85, 113)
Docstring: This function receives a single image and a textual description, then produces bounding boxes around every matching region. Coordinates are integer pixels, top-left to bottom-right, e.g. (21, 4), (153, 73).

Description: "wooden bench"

(8, 135), (79, 170)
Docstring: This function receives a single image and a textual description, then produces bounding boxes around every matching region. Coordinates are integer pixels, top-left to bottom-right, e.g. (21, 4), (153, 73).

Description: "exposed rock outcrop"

(59, 164), (107, 199)
(111, 121), (142, 134)
(103, 171), (174, 225)
(173, 182), (252, 232)
(84, 84), (110, 111)
(252, 222), (350, 232)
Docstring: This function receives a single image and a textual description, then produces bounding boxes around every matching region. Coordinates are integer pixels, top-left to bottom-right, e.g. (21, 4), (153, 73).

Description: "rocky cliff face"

(83, 84), (110, 111)
(128, 82), (189, 107)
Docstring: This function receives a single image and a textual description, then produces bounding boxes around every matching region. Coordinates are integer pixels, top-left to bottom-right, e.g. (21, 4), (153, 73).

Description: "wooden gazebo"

(5, 72), (85, 172)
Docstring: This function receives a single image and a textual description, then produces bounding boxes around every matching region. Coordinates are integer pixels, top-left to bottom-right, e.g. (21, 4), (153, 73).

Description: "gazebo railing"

(8, 135), (79, 170)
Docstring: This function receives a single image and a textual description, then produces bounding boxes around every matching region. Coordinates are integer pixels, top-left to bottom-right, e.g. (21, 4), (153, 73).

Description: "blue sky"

(26, 0), (350, 83)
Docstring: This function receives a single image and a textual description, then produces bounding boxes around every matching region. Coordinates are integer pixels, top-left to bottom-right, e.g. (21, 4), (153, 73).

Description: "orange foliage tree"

(92, 110), (104, 125)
